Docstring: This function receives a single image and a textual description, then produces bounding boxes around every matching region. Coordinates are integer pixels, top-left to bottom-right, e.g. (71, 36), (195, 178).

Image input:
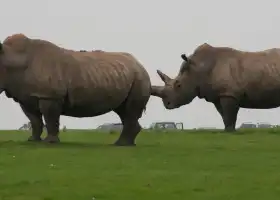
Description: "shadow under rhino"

(0, 33), (151, 146)
(152, 43), (280, 132)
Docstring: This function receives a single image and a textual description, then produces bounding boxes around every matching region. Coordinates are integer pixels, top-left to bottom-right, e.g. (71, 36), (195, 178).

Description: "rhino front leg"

(39, 99), (62, 143)
(20, 104), (43, 142)
(217, 97), (240, 132)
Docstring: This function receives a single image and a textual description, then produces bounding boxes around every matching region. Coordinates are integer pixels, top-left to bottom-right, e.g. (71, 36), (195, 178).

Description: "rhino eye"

(174, 81), (181, 88)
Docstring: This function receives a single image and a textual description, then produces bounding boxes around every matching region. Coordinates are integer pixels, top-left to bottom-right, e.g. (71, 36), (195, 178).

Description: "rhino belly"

(239, 88), (280, 109)
(62, 86), (131, 117)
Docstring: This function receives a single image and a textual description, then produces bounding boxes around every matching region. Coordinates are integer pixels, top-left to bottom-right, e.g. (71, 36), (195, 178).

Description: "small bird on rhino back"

(151, 43), (280, 132)
(0, 33), (151, 146)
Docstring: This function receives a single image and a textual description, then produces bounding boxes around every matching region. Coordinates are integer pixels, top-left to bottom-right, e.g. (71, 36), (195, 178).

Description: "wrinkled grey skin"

(0, 34), (151, 146)
(152, 43), (280, 132)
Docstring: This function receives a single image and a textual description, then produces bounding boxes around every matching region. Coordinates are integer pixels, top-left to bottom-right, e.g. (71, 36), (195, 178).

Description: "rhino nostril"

(167, 102), (171, 105)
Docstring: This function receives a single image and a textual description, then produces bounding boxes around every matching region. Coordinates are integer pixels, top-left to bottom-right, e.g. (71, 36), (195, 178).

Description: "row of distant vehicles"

(19, 121), (184, 131)
(19, 121), (277, 132)
(96, 121), (278, 132)
(239, 122), (277, 129)
(96, 121), (184, 132)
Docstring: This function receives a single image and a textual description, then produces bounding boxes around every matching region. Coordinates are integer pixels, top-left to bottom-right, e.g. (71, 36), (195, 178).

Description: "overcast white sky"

(0, 0), (280, 129)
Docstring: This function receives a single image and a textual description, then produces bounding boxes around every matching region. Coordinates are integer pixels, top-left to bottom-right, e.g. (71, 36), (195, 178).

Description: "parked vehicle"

(97, 123), (123, 133)
(239, 122), (257, 129)
(257, 122), (273, 128)
(239, 122), (274, 129)
(196, 127), (218, 130)
(149, 121), (183, 130)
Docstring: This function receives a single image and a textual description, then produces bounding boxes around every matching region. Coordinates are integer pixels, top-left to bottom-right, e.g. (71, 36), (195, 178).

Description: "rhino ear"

(181, 54), (195, 64)
(0, 42), (3, 53)
(181, 54), (188, 62)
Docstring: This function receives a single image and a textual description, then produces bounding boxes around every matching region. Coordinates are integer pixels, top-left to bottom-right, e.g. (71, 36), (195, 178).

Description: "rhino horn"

(151, 85), (165, 97)
(156, 70), (171, 84)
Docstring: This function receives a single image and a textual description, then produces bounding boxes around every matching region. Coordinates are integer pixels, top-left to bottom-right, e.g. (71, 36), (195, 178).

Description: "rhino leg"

(20, 104), (43, 142)
(113, 82), (150, 146)
(39, 99), (62, 143)
(214, 102), (223, 116)
(217, 97), (240, 132)
(114, 115), (141, 146)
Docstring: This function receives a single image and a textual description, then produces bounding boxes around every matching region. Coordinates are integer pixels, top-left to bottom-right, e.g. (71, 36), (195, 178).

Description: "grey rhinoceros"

(0, 33), (151, 146)
(151, 43), (280, 132)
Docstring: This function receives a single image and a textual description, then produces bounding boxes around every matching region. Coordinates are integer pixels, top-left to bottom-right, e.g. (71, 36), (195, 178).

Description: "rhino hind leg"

(20, 104), (44, 142)
(113, 82), (150, 146)
(215, 97), (240, 132)
(39, 99), (62, 143)
(114, 101), (143, 146)
(114, 115), (141, 146)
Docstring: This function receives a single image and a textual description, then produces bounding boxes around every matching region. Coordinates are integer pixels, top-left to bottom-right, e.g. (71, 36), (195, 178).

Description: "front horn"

(151, 85), (165, 98)
(156, 70), (171, 84)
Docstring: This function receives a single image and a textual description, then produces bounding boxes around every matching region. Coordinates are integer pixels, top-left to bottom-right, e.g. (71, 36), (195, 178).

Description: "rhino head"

(151, 54), (199, 109)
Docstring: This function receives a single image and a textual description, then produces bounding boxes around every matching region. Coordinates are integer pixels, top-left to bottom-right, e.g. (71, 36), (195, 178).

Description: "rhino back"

(208, 47), (280, 107)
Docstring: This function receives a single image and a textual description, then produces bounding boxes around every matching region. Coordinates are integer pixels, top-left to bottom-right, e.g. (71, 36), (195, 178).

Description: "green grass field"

(1, 129), (280, 200)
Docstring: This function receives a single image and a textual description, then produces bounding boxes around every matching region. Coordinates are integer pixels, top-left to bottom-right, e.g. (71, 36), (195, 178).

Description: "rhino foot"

(225, 127), (236, 132)
(43, 135), (60, 143)
(27, 135), (42, 142)
(114, 139), (136, 147)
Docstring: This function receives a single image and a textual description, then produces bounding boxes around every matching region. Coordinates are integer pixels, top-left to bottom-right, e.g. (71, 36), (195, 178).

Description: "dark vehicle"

(97, 123), (123, 133)
(149, 122), (183, 130)
(257, 123), (273, 128)
(239, 122), (257, 129)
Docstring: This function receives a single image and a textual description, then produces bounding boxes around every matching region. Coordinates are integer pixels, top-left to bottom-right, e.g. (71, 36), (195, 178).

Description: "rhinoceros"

(0, 33), (151, 146)
(151, 43), (280, 132)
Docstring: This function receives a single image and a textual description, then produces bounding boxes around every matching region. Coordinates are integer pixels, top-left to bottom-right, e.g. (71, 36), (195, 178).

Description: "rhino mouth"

(164, 101), (180, 109)
(166, 101), (174, 109)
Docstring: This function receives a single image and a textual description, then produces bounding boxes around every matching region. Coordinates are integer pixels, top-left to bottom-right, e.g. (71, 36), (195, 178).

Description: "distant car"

(257, 123), (273, 128)
(149, 122), (184, 130)
(196, 127), (217, 130)
(97, 123), (123, 132)
(239, 122), (257, 129)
